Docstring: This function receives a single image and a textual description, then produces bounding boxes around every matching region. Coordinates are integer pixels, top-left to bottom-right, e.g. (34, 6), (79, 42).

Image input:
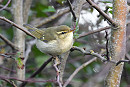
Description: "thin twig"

(70, 46), (116, 63)
(71, 47), (130, 66)
(34, 8), (70, 27)
(0, 54), (15, 59)
(1, 79), (17, 87)
(0, 75), (56, 83)
(0, 34), (18, 50)
(53, 63), (62, 87)
(0, 0), (11, 11)
(125, 53), (130, 60)
(86, 0), (118, 27)
(78, 18), (130, 40)
(63, 58), (97, 87)
(0, 16), (35, 38)
(53, 56), (62, 87)
(116, 60), (130, 66)
(0, 65), (16, 73)
(0, 5), (11, 12)
(24, 39), (36, 63)
(20, 57), (53, 87)
(105, 30), (109, 60)
(67, 0), (76, 22)
(78, 26), (111, 38)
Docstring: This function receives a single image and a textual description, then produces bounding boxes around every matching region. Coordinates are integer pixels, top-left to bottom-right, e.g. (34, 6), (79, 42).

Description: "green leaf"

(109, 10), (113, 14)
(15, 52), (24, 69)
(106, 6), (113, 9)
(16, 57), (24, 69)
(42, 6), (56, 12)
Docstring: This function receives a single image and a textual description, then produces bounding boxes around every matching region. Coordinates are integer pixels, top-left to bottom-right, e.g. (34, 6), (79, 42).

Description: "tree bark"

(12, 0), (25, 85)
(105, 0), (127, 87)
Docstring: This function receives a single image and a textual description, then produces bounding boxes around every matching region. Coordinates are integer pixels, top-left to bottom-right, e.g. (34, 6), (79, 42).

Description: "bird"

(23, 24), (74, 56)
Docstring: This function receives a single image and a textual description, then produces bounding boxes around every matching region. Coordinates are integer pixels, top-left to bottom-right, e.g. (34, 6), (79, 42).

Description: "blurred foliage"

(31, 3), (55, 17)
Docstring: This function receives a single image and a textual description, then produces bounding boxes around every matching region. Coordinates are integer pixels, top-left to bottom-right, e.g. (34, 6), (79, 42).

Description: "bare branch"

(23, 0), (32, 23)
(0, 65), (16, 73)
(126, 53), (130, 60)
(20, 57), (53, 87)
(105, 30), (109, 60)
(67, 0), (76, 22)
(0, 16), (35, 38)
(1, 79), (17, 87)
(0, 34), (18, 50)
(70, 46), (116, 63)
(53, 60), (62, 87)
(63, 58), (97, 87)
(34, 8), (70, 27)
(0, 0), (11, 11)
(24, 39), (36, 63)
(78, 26), (111, 38)
(86, 0), (118, 27)
(116, 60), (130, 66)
(0, 5), (11, 12)
(0, 75), (56, 83)
(0, 54), (15, 59)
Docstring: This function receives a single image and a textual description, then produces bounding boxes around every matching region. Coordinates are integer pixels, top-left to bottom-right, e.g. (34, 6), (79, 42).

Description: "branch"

(0, 16), (35, 38)
(23, 0), (32, 23)
(116, 60), (130, 66)
(0, 75), (56, 83)
(78, 26), (111, 38)
(0, 0), (11, 11)
(20, 57), (53, 87)
(0, 65), (16, 73)
(34, 7), (70, 27)
(24, 39), (36, 63)
(0, 5), (11, 12)
(105, 0), (127, 86)
(105, 30), (109, 60)
(0, 34), (18, 50)
(86, 0), (118, 27)
(70, 46), (116, 63)
(63, 57), (97, 87)
(53, 58), (62, 87)
(67, 0), (76, 22)
(126, 53), (130, 60)
(1, 79), (17, 87)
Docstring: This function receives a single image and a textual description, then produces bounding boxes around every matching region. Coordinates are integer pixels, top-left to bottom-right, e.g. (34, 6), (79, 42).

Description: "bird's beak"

(70, 28), (75, 32)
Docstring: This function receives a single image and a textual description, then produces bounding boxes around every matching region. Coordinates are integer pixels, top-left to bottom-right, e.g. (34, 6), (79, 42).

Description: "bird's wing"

(23, 24), (45, 41)
(23, 24), (57, 42)
(41, 28), (57, 42)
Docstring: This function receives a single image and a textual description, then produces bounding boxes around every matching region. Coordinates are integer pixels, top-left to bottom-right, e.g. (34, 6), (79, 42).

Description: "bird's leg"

(53, 56), (61, 75)
(53, 56), (62, 87)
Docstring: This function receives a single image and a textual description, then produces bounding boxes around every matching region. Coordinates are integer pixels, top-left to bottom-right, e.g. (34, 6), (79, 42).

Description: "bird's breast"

(36, 32), (73, 56)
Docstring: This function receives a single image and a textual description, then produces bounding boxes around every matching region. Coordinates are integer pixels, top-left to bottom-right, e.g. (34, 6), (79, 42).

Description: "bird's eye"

(57, 31), (67, 35)
(61, 32), (67, 34)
